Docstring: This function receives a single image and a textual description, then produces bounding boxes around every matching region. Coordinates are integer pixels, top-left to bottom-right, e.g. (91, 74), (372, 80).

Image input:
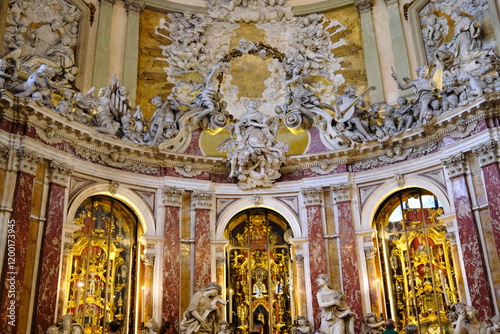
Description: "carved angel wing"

(215, 137), (238, 152)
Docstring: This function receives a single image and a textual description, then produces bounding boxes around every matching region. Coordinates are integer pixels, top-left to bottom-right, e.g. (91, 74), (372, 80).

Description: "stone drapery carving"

(2, 0), (81, 86)
(180, 282), (225, 334)
(316, 273), (356, 334)
(216, 98), (289, 189)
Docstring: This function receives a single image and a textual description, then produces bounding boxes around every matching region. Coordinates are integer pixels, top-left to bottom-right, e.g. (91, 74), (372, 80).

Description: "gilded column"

(331, 184), (363, 333)
(123, 0), (145, 106)
(442, 154), (494, 320)
(444, 231), (466, 302)
(301, 187), (327, 327)
(141, 253), (155, 321)
(162, 186), (184, 325)
(33, 161), (73, 333)
(473, 141), (500, 260)
(354, 0), (384, 103)
(93, 0), (115, 90)
(0, 149), (41, 333)
(192, 190), (214, 291)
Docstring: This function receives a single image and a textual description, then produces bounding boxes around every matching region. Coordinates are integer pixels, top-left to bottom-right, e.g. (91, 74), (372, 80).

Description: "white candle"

(229, 289), (233, 323)
(142, 286), (146, 322)
(376, 279), (383, 315)
(76, 282), (84, 316)
(439, 271), (449, 305)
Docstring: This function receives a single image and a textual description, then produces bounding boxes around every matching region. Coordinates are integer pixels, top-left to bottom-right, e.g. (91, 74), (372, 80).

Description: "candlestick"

(142, 286), (146, 323)
(439, 270), (449, 305)
(376, 279), (383, 316)
(228, 288), (233, 324)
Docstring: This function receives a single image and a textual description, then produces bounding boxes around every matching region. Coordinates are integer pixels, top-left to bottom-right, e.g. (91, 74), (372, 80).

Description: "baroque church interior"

(1, 0), (500, 333)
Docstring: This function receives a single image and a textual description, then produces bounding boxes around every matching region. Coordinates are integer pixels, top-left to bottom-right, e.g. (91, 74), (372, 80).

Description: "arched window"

(65, 196), (138, 333)
(224, 209), (294, 334)
(375, 188), (458, 334)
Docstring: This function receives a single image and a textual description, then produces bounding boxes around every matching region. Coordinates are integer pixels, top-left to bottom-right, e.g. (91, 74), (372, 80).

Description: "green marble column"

(123, 0), (145, 107)
(93, 0), (115, 91)
(385, 0), (412, 97)
(355, 0), (385, 103)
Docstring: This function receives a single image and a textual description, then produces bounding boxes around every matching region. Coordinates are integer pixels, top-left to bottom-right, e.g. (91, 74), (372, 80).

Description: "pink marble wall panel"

(279, 170), (305, 181)
(209, 173), (238, 184)
(33, 183), (66, 333)
(184, 129), (204, 155)
(450, 175), (494, 320)
(306, 204), (328, 327)
(194, 209), (211, 291)
(481, 163), (500, 261)
(306, 127), (329, 153)
(163, 206), (181, 327)
(0, 171), (35, 333)
(337, 201), (363, 333)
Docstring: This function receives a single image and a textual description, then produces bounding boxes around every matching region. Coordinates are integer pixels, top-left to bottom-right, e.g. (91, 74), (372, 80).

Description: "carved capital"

(473, 141), (498, 167)
(354, 0), (374, 13)
(216, 256), (226, 268)
(125, 0), (145, 14)
(49, 161), (73, 186)
(16, 149), (41, 175)
(63, 242), (75, 256)
(163, 186), (185, 207)
(110, 180), (120, 195)
(331, 183), (352, 203)
(441, 153), (467, 178)
(294, 255), (304, 265)
(445, 232), (457, 245)
(192, 190), (214, 210)
(301, 187), (323, 206)
(0, 146), (10, 169)
(364, 246), (376, 259)
(141, 253), (155, 267)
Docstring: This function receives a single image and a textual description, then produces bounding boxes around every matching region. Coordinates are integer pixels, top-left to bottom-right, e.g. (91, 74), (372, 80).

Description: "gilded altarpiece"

(225, 209), (293, 334)
(66, 196), (137, 334)
(376, 189), (458, 334)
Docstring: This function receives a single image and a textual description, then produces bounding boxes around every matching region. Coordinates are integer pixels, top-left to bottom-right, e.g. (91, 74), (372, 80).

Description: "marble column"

(442, 154), (494, 320)
(364, 246), (381, 314)
(354, 0), (384, 103)
(0, 149), (41, 333)
(57, 242), (74, 318)
(123, 0), (145, 106)
(93, 0), (115, 90)
(384, 0), (412, 98)
(0, 146), (11, 273)
(162, 186), (184, 325)
(141, 253), (155, 321)
(33, 161), (73, 333)
(444, 232), (466, 303)
(294, 255), (307, 317)
(192, 190), (214, 291)
(331, 184), (363, 333)
(301, 187), (327, 327)
(473, 141), (500, 261)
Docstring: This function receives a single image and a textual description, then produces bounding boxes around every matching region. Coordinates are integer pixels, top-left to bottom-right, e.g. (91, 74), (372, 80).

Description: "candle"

(75, 282), (84, 315)
(228, 288), (233, 324)
(142, 286), (146, 322)
(439, 270), (449, 305)
(376, 279), (383, 316)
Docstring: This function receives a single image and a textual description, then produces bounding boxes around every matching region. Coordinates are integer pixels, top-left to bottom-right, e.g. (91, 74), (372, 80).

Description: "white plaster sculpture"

(316, 273), (356, 334)
(93, 86), (120, 136)
(141, 318), (159, 334)
(488, 315), (500, 334)
(144, 95), (181, 146)
(453, 305), (489, 334)
(121, 108), (144, 144)
(180, 282), (225, 334)
(362, 313), (385, 334)
(12, 64), (57, 107)
(46, 313), (84, 334)
(391, 65), (438, 125)
(292, 316), (311, 334)
(0, 58), (16, 88)
(217, 321), (231, 334)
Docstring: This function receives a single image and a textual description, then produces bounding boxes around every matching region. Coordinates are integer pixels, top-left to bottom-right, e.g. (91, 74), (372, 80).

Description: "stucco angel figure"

(362, 313), (385, 334)
(437, 10), (481, 62)
(316, 274), (356, 334)
(144, 94), (181, 145)
(180, 282), (226, 334)
(454, 305), (489, 334)
(93, 85), (120, 136)
(12, 64), (58, 107)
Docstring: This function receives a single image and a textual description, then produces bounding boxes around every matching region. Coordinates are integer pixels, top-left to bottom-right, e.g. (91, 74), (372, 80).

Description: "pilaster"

(192, 190), (213, 291)
(93, 0), (115, 90)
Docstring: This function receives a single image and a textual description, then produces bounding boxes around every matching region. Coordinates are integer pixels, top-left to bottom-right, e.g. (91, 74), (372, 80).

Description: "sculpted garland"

(0, 0), (499, 189)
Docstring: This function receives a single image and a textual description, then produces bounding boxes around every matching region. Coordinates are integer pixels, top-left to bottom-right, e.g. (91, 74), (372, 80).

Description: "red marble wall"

(449, 175), (494, 320)
(194, 208), (211, 291)
(163, 206), (181, 328)
(0, 171), (35, 333)
(337, 201), (363, 333)
(306, 204), (327, 327)
(32, 183), (66, 333)
(481, 163), (500, 260)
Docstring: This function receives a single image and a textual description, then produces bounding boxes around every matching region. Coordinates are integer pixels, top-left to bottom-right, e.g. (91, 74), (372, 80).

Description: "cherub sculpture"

(362, 313), (385, 334)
